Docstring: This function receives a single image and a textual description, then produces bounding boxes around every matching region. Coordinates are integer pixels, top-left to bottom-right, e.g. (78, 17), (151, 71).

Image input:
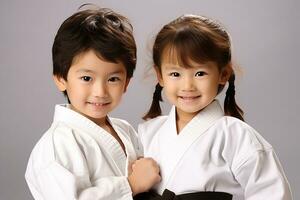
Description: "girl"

(137, 15), (292, 200)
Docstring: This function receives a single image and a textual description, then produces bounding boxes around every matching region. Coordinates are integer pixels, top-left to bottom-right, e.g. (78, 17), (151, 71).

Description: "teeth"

(181, 96), (197, 99)
(89, 102), (108, 106)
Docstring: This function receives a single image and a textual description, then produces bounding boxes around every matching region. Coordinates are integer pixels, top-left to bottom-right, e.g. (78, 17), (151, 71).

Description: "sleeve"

(26, 162), (133, 200)
(125, 121), (143, 157)
(225, 120), (293, 200)
(25, 125), (133, 200)
(233, 149), (293, 200)
(137, 123), (146, 157)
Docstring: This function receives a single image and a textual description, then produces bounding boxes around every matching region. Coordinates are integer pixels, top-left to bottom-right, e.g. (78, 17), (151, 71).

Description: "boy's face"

(54, 50), (130, 125)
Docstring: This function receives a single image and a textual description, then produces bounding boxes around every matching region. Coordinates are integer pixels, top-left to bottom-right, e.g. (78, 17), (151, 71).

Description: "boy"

(25, 7), (160, 200)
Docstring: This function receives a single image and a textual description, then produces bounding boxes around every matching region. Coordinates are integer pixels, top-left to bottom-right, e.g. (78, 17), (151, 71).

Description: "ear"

(53, 75), (67, 92)
(219, 65), (233, 85)
(123, 78), (131, 93)
(154, 66), (164, 87)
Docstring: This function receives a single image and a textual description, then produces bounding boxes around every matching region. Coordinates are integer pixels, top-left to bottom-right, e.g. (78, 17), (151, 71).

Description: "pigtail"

(142, 83), (163, 120)
(224, 73), (244, 121)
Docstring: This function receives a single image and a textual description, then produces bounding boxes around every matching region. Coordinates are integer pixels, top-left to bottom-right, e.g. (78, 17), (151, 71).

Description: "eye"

(108, 76), (121, 82)
(81, 76), (92, 82)
(169, 72), (180, 77)
(195, 71), (206, 77)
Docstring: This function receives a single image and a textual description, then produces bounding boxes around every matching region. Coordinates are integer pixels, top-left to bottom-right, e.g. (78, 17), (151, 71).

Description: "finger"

(156, 175), (162, 183)
(132, 163), (136, 169)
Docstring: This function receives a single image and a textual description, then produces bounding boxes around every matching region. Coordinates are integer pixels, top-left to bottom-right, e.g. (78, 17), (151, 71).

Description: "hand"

(128, 156), (143, 176)
(128, 157), (161, 196)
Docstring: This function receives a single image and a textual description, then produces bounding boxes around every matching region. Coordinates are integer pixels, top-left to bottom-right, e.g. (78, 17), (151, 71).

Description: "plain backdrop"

(0, 0), (299, 199)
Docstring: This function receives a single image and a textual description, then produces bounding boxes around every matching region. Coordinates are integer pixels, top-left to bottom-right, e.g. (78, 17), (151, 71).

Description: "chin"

(187, 110), (201, 114)
(84, 112), (107, 119)
(92, 114), (108, 119)
(179, 107), (200, 114)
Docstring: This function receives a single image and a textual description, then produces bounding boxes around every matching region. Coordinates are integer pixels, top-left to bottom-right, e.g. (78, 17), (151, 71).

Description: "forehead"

(161, 46), (216, 69)
(71, 50), (126, 73)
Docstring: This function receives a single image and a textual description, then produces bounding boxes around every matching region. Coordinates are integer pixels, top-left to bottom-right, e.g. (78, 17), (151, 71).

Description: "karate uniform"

(25, 104), (140, 200)
(138, 100), (292, 200)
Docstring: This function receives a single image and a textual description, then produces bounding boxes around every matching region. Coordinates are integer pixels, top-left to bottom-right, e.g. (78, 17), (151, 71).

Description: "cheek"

(201, 80), (219, 93)
(68, 84), (87, 98)
(209, 81), (220, 95)
(163, 83), (176, 95)
(110, 85), (125, 98)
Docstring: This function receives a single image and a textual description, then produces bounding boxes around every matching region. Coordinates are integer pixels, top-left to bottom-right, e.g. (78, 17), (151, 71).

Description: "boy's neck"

(94, 117), (109, 127)
(90, 116), (117, 136)
(97, 118), (114, 133)
(98, 117), (127, 156)
(69, 104), (108, 127)
(67, 105), (126, 154)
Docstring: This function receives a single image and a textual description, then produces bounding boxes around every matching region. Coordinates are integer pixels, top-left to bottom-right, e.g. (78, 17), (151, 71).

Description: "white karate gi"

(138, 100), (292, 200)
(25, 104), (141, 200)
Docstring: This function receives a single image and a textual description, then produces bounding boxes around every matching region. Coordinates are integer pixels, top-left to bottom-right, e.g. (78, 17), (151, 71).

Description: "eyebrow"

(76, 69), (95, 73)
(163, 63), (211, 70)
(76, 69), (126, 75)
(109, 69), (126, 74)
(163, 64), (182, 70)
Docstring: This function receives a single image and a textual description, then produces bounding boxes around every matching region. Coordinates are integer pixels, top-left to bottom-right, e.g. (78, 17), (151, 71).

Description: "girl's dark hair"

(143, 14), (244, 121)
(52, 6), (136, 98)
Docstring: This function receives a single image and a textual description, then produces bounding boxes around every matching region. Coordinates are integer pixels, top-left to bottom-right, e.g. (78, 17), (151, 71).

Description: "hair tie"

(153, 83), (163, 101)
(226, 84), (235, 96)
(226, 73), (235, 96)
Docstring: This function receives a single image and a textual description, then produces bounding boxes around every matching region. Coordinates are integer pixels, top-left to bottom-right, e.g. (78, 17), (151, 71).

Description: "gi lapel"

(55, 105), (127, 176)
(150, 100), (224, 192)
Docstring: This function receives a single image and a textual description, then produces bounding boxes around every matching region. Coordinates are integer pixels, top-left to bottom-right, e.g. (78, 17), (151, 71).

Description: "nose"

(182, 76), (195, 91)
(92, 81), (108, 98)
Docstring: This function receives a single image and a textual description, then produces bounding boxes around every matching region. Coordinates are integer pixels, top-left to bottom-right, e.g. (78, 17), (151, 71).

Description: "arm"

(25, 127), (133, 200)
(26, 162), (132, 200)
(233, 147), (292, 199)
(127, 122), (144, 157)
(222, 118), (293, 199)
(125, 121), (161, 195)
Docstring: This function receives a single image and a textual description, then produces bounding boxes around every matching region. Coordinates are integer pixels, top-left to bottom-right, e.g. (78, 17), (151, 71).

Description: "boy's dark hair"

(52, 6), (136, 97)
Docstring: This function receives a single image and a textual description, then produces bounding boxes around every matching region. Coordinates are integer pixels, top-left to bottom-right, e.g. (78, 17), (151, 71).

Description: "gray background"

(0, 0), (299, 199)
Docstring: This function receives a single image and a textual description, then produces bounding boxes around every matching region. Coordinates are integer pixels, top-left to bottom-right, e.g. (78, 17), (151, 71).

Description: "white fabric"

(138, 100), (292, 200)
(25, 104), (141, 200)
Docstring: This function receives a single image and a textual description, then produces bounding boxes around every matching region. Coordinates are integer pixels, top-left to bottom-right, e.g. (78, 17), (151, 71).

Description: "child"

(138, 14), (292, 199)
(25, 7), (160, 200)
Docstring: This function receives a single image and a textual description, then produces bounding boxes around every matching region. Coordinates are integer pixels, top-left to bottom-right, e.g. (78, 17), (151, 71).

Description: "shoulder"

(137, 116), (168, 147)
(25, 123), (92, 193)
(26, 122), (67, 171)
(28, 121), (93, 171)
(138, 115), (168, 133)
(216, 116), (274, 170)
(109, 117), (138, 141)
(219, 116), (272, 150)
(110, 117), (134, 131)
(109, 117), (137, 139)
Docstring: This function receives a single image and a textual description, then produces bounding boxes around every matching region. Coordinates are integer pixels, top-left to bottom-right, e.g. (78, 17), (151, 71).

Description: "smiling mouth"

(178, 96), (200, 100)
(87, 102), (110, 106)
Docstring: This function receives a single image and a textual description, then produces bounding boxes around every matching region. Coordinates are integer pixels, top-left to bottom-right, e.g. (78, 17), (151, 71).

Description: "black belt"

(134, 189), (232, 200)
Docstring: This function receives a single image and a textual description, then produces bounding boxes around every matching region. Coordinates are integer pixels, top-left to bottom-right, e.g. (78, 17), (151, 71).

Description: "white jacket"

(25, 104), (140, 200)
(138, 100), (292, 200)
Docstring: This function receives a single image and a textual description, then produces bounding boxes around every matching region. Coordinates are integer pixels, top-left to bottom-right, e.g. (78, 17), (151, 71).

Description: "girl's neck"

(175, 108), (199, 134)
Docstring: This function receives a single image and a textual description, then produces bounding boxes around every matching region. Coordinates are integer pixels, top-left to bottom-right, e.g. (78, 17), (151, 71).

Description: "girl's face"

(54, 49), (129, 126)
(157, 53), (229, 120)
